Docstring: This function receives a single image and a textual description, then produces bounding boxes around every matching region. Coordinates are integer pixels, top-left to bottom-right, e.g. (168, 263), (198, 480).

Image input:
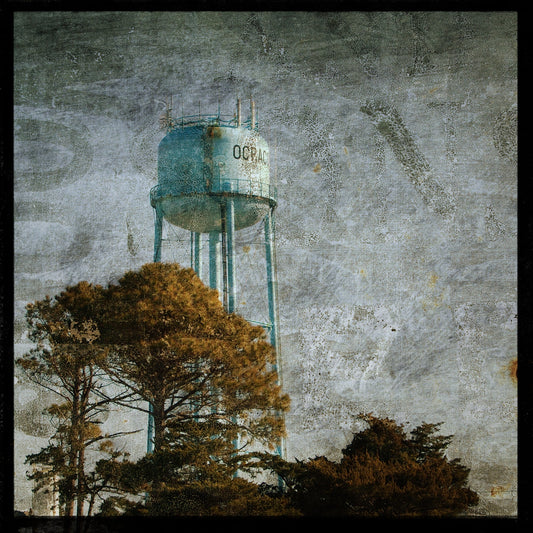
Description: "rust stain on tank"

(206, 126), (222, 138)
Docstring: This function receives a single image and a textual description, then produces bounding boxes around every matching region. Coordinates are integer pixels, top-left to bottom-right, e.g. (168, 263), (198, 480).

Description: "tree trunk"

(150, 397), (166, 504)
(64, 448), (77, 517)
(64, 495), (75, 517)
(76, 445), (85, 517)
(86, 492), (96, 519)
(84, 494), (96, 533)
(65, 377), (81, 517)
(152, 398), (166, 452)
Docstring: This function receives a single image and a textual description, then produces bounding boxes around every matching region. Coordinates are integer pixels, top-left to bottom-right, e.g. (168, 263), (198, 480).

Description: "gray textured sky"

(13, 11), (517, 515)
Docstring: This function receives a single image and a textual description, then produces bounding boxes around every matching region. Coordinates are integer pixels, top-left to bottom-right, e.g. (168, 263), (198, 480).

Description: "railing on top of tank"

(164, 113), (257, 131)
(150, 177), (277, 206)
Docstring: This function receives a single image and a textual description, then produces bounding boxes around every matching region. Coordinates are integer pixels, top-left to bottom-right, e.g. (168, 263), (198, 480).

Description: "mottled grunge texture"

(13, 11), (517, 515)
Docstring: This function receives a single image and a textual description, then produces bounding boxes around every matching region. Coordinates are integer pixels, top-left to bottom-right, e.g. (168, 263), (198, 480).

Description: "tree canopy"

(262, 414), (479, 517)
(17, 263), (479, 518)
(95, 263), (289, 456)
(18, 263), (290, 516)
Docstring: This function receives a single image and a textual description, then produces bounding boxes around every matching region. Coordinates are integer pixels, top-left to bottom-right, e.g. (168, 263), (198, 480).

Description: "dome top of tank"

(151, 99), (276, 234)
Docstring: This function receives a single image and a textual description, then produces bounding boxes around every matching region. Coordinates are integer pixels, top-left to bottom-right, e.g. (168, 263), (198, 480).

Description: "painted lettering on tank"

(233, 144), (268, 164)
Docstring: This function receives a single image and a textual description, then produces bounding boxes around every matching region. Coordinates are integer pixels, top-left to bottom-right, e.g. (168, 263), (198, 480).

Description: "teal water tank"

(150, 116), (275, 233)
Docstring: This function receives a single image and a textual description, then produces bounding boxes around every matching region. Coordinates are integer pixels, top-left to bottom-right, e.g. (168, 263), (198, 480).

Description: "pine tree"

(17, 282), (133, 518)
(92, 263), (289, 502)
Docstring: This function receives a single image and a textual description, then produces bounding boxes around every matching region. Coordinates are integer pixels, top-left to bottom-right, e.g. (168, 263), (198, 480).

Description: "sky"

(12, 10), (517, 515)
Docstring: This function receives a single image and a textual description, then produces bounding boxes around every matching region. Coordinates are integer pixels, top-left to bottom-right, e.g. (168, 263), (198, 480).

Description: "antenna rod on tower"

(251, 99), (256, 130)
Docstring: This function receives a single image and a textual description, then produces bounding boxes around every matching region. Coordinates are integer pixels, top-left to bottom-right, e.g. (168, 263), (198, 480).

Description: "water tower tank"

(150, 109), (276, 233)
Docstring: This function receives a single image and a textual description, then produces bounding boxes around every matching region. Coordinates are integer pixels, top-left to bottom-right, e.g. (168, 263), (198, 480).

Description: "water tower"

(148, 98), (283, 458)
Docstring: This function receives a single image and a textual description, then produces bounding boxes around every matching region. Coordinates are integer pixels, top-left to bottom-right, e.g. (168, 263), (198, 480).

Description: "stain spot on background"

(428, 273), (439, 288)
(407, 13), (437, 77)
(492, 106), (517, 163)
(508, 358), (517, 385)
(126, 220), (139, 256)
(484, 205), (506, 241)
(491, 484), (510, 497)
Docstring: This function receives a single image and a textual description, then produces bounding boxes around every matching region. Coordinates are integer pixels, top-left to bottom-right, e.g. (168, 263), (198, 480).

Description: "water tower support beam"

(153, 206), (163, 263)
(190, 232), (194, 270)
(209, 231), (222, 296)
(194, 232), (202, 278)
(264, 208), (280, 357)
(147, 404), (154, 453)
(226, 198), (236, 313)
(220, 206), (228, 311)
(265, 208), (285, 461)
(148, 204), (163, 454)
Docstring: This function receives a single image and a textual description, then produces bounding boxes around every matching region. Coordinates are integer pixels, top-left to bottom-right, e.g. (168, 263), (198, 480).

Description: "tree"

(17, 263), (289, 517)
(133, 476), (300, 516)
(93, 263), (289, 490)
(17, 282), (134, 518)
(262, 414), (479, 517)
(97, 450), (300, 517)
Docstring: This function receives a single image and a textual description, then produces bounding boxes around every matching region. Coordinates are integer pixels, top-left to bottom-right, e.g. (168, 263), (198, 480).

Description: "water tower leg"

(221, 199), (239, 458)
(147, 405), (154, 453)
(208, 231), (222, 421)
(189, 232), (204, 421)
(264, 208), (285, 463)
(190, 232), (194, 269)
(220, 206), (228, 311)
(225, 199), (236, 313)
(194, 232), (202, 278)
(264, 209), (280, 360)
(148, 205), (163, 455)
(220, 198), (236, 313)
(153, 205), (163, 263)
(209, 231), (222, 296)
